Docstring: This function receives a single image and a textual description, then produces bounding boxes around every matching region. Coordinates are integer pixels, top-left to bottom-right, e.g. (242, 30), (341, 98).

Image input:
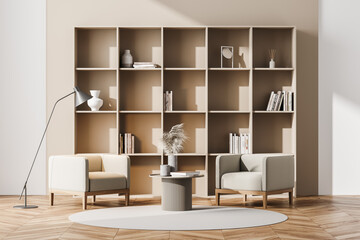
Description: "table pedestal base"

(162, 178), (192, 211)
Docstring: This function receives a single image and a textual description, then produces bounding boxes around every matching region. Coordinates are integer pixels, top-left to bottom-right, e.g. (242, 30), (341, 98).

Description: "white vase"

(121, 49), (133, 68)
(87, 90), (103, 111)
(269, 59), (275, 68)
(168, 155), (178, 172)
(160, 164), (170, 176)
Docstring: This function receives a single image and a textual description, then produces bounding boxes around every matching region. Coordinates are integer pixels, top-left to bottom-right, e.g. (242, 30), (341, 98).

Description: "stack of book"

(170, 171), (200, 177)
(266, 91), (294, 111)
(163, 91), (173, 111)
(119, 133), (135, 154)
(132, 62), (159, 68)
(229, 133), (250, 154)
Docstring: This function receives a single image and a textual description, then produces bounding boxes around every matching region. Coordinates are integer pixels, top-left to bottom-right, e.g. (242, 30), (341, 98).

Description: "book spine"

(266, 91), (275, 111)
(128, 133), (131, 154)
(229, 133), (233, 153)
(131, 135), (135, 154)
(289, 92), (293, 111)
(234, 135), (239, 154)
(277, 91), (285, 111)
(124, 133), (127, 154)
(245, 133), (249, 154)
(271, 93), (278, 111)
(169, 91), (173, 111)
(119, 133), (123, 154)
(232, 134), (236, 154)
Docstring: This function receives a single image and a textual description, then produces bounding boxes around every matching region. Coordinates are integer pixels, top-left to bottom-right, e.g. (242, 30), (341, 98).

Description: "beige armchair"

(215, 154), (294, 208)
(48, 154), (130, 209)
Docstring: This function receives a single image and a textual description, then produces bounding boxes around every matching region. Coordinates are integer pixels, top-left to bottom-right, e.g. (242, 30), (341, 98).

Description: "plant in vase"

(269, 49), (276, 68)
(160, 123), (188, 172)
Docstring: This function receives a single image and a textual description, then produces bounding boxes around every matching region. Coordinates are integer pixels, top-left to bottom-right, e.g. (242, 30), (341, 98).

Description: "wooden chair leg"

(82, 193), (88, 210)
(289, 190), (293, 205)
(263, 193), (268, 209)
(125, 190), (130, 206)
(50, 193), (54, 206)
(93, 195), (96, 203)
(243, 194), (247, 202)
(215, 189), (220, 206)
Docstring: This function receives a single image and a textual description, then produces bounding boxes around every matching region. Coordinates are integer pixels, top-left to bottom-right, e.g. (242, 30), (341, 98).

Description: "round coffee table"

(149, 174), (204, 211)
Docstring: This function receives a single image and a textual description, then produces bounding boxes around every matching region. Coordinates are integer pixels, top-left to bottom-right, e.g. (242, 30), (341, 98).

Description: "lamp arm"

(19, 91), (75, 199)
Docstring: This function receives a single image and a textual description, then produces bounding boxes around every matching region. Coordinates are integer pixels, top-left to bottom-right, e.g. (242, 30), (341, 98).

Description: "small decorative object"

(121, 49), (133, 68)
(160, 164), (170, 176)
(160, 123), (188, 172)
(221, 46), (234, 68)
(87, 90), (103, 111)
(269, 49), (276, 68)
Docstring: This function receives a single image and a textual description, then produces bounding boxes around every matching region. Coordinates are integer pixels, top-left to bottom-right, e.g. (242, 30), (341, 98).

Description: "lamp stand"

(13, 184), (37, 209)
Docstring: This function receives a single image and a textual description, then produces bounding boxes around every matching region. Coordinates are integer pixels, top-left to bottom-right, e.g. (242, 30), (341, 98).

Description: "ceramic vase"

(121, 49), (133, 68)
(269, 59), (275, 68)
(168, 155), (178, 172)
(87, 90), (103, 111)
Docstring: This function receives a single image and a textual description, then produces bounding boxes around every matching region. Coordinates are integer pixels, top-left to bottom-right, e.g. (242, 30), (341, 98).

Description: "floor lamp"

(14, 87), (91, 209)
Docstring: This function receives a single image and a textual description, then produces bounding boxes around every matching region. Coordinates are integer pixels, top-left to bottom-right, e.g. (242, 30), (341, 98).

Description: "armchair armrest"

(262, 154), (294, 191)
(101, 154), (130, 189)
(48, 156), (89, 192)
(215, 154), (242, 189)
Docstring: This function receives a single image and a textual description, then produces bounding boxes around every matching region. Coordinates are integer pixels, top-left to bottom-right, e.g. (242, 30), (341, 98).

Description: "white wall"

(319, 0), (360, 194)
(0, 0), (46, 195)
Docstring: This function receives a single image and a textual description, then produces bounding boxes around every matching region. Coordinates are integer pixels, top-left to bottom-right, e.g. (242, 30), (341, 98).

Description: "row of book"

(229, 133), (250, 154)
(266, 91), (294, 111)
(163, 91), (173, 111)
(133, 62), (160, 68)
(170, 171), (200, 177)
(119, 133), (134, 154)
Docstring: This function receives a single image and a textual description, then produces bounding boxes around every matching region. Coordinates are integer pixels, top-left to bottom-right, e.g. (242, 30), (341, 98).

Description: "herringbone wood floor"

(1, 194), (360, 239)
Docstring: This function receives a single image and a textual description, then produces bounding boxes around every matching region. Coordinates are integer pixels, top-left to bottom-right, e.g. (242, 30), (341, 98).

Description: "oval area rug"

(69, 205), (287, 230)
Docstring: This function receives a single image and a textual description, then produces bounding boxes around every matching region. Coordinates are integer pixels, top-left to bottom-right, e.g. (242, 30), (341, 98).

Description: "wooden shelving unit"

(74, 26), (296, 196)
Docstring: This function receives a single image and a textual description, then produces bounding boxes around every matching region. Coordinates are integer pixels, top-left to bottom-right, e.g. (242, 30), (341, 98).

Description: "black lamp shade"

(74, 87), (91, 107)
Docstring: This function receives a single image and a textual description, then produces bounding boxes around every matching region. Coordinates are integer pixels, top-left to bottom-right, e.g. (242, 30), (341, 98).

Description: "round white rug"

(69, 205), (287, 230)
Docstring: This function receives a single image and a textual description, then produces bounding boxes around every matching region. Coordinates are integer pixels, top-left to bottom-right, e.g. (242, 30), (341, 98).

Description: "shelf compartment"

(76, 28), (117, 68)
(119, 28), (162, 67)
(208, 27), (250, 68)
(164, 113), (206, 154)
(130, 156), (161, 194)
(253, 70), (294, 111)
(120, 71), (161, 111)
(253, 27), (294, 68)
(119, 113), (162, 154)
(164, 28), (206, 68)
(208, 156), (217, 195)
(208, 113), (250, 154)
(208, 70), (250, 111)
(76, 71), (117, 111)
(76, 114), (117, 154)
(164, 70), (206, 111)
(253, 113), (295, 154)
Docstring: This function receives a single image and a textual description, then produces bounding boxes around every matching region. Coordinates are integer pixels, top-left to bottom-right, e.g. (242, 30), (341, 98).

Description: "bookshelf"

(74, 26), (296, 196)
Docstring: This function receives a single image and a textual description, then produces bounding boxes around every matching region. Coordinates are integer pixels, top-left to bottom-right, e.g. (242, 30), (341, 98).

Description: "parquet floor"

(1, 194), (360, 239)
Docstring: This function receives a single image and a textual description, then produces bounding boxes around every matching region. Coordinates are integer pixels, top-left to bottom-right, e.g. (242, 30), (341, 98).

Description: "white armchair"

(215, 154), (294, 208)
(48, 154), (130, 209)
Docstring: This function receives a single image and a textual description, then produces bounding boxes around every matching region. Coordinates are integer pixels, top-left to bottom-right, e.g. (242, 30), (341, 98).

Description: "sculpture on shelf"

(160, 123), (188, 172)
(269, 49), (276, 68)
(87, 90), (103, 111)
(221, 46), (234, 68)
(121, 49), (133, 68)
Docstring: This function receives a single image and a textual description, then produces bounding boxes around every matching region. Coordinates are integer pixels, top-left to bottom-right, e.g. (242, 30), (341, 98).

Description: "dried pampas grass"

(161, 123), (188, 154)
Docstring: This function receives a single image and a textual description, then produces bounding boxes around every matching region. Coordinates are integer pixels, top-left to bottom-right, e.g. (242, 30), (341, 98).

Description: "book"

(229, 133), (233, 153)
(131, 135), (135, 154)
(266, 91), (275, 111)
(170, 171), (200, 177)
(119, 133), (123, 154)
(133, 62), (159, 68)
(234, 134), (239, 154)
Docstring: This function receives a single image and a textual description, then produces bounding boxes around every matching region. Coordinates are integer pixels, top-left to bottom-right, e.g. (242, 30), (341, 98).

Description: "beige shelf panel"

(76, 68), (117, 71)
(76, 114), (117, 154)
(209, 68), (250, 71)
(208, 113), (250, 154)
(76, 111), (117, 114)
(209, 70), (250, 111)
(120, 68), (161, 71)
(254, 111), (294, 114)
(119, 113), (162, 154)
(164, 70), (206, 111)
(76, 71), (117, 111)
(254, 68), (294, 71)
(76, 28), (117, 68)
(165, 111), (206, 114)
(253, 70), (294, 111)
(120, 71), (161, 111)
(164, 113), (206, 154)
(207, 156), (217, 195)
(209, 110), (250, 113)
(208, 28), (250, 68)
(164, 28), (206, 68)
(130, 156), (161, 194)
(164, 68), (206, 71)
(253, 113), (294, 154)
(253, 28), (293, 68)
(119, 110), (162, 114)
(119, 28), (162, 66)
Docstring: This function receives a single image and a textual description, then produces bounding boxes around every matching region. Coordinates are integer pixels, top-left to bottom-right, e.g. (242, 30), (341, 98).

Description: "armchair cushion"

(222, 172), (262, 191)
(89, 172), (127, 192)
